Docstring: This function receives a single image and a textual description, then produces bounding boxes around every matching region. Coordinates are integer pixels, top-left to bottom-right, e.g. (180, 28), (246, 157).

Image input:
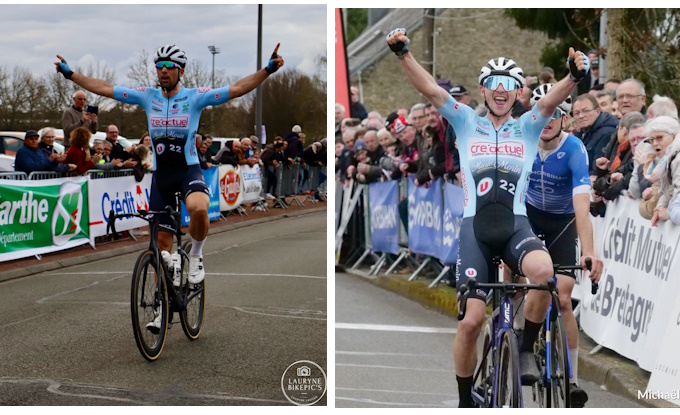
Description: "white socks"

(570, 347), (579, 385)
(190, 237), (206, 257)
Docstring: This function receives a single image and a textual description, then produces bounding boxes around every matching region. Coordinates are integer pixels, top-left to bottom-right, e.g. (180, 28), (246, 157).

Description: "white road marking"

(215, 305), (326, 321)
(335, 396), (446, 407)
(336, 351), (439, 357)
(336, 387), (455, 397)
(335, 323), (456, 334)
(45, 271), (325, 279)
(0, 314), (44, 330)
(335, 363), (454, 373)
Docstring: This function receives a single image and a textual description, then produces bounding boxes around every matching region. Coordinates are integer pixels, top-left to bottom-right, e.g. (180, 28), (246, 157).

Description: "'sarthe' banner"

(181, 166), (221, 226)
(0, 177), (91, 261)
(368, 180), (399, 254)
(580, 196), (680, 371)
(335, 8), (350, 115)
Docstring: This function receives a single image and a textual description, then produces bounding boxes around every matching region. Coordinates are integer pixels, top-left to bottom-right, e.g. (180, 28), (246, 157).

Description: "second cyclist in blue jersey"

(386, 28), (594, 407)
(521, 83), (604, 406)
(54, 44), (283, 329)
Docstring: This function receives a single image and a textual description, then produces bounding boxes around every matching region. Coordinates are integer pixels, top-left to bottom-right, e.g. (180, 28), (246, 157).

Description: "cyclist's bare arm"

(386, 31), (448, 109)
(573, 192), (603, 281)
(535, 47), (585, 119)
(54, 54), (114, 98)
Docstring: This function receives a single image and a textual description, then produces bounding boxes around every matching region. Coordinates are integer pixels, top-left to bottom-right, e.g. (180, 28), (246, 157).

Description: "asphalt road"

(0, 212), (327, 405)
(335, 272), (642, 408)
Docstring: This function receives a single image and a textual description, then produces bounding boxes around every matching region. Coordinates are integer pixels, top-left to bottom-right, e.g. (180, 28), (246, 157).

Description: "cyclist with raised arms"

(54, 45), (283, 329)
(386, 29), (590, 407)
(520, 83), (603, 406)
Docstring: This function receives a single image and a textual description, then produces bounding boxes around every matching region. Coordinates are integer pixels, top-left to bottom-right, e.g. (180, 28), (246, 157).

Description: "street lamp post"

(207, 45), (220, 90)
(207, 45), (220, 130)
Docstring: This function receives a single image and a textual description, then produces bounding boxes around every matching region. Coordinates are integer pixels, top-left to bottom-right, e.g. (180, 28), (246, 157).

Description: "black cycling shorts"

(149, 164), (210, 225)
(456, 210), (547, 302)
(526, 203), (579, 278)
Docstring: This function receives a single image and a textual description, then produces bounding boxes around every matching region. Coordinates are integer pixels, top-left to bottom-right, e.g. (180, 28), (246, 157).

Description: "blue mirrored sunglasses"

(155, 61), (179, 69)
(483, 75), (519, 91)
(551, 108), (564, 120)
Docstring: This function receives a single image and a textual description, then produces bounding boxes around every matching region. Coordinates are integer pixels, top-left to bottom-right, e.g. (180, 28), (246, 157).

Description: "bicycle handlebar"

(457, 257), (595, 321)
(106, 206), (182, 239)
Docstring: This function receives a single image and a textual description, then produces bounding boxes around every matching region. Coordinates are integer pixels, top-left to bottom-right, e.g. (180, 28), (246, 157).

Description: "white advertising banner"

(580, 197), (680, 371)
(218, 164), (242, 212)
(240, 164), (263, 204)
(88, 174), (152, 238)
(647, 295), (680, 405)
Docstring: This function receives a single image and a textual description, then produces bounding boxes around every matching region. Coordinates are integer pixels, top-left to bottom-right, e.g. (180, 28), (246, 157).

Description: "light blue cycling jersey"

(438, 96), (550, 218)
(526, 133), (591, 215)
(113, 85), (230, 172)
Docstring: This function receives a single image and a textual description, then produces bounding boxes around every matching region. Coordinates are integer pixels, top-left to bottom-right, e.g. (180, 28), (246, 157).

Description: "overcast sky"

(0, 4), (327, 85)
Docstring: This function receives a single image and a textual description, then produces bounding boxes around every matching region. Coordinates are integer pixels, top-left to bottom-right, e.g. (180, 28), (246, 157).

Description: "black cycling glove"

(386, 28), (410, 59)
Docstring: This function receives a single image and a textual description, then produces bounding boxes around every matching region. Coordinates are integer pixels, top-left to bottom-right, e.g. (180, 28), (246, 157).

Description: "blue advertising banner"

(441, 182), (464, 265)
(407, 177), (442, 257)
(368, 180), (399, 254)
(181, 166), (221, 226)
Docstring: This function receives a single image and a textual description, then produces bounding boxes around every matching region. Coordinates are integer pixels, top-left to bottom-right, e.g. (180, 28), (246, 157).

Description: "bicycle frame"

(107, 204), (202, 313)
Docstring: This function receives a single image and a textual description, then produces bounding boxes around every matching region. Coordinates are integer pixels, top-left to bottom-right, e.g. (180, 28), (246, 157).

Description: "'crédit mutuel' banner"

(580, 196), (680, 371)
(0, 177), (91, 262)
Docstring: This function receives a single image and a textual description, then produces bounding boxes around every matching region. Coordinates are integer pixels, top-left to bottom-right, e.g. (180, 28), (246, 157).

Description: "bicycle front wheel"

(130, 250), (169, 361)
(549, 315), (571, 407)
(474, 320), (494, 407)
(496, 330), (521, 408)
(179, 242), (205, 340)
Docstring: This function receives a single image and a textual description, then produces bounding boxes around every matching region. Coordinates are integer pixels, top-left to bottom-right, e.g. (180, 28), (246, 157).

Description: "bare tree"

(127, 50), (157, 88)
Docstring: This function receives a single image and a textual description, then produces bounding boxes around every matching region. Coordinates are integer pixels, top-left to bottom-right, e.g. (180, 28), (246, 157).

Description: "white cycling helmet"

(154, 45), (187, 68)
(530, 83), (572, 114)
(478, 57), (525, 88)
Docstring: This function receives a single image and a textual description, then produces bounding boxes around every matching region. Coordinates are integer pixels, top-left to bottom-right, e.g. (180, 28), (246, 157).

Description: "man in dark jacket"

(354, 129), (385, 184)
(15, 130), (75, 175)
(573, 94), (619, 177)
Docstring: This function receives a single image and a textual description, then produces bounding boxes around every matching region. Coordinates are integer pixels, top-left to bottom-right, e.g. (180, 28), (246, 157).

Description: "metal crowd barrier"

(0, 171), (28, 180)
(85, 168), (135, 179)
(340, 176), (454, 287)
(28, 171), (62, 180)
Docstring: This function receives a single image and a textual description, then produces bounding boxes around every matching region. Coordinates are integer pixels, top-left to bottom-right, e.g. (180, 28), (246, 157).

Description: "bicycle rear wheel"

(533, 324), (549, 407)
(496, 330), (521, 408)
(549, 315), (571, 407)
(179, 242), (205, 340)
(130, 250), (169, 361)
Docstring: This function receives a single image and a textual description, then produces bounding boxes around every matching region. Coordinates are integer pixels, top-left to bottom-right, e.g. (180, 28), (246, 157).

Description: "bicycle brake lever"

(585, 257), (598, 294)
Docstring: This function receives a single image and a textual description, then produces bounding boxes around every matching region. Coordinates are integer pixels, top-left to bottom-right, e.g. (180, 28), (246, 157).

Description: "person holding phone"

(62, 90), (98, 149)
(55, 44), (283, 330)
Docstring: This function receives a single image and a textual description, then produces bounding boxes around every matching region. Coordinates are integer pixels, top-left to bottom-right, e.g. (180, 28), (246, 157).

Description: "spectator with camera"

(654, 131), (680, 226)
(414, 125), (445, 186)
(62, 90), (98, 149)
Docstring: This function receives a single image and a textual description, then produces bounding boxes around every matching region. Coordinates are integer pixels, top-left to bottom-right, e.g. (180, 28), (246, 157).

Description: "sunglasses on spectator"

(483, 75), (519, 91)
(155, 61), (179, 69)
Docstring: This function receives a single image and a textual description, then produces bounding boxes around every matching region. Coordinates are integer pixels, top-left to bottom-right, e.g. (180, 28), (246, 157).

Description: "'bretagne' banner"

(440, 182), (464, 265)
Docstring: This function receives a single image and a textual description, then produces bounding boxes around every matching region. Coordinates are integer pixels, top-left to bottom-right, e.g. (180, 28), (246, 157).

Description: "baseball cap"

(292, 125), (302, 133)
(354, 140), (367, 152)
(392, 116), (410, 134)
(449, 85), (469, 96)
(25, 130), (39, 139)
(385, 112), (399, 129)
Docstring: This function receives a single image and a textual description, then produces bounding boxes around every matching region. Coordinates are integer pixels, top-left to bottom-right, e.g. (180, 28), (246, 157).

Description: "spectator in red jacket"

(65, 127), (101, 175)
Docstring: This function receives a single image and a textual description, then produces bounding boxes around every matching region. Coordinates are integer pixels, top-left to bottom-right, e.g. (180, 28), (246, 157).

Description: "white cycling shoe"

(146, 311), (162, 334)
(189, 255), (205, 284)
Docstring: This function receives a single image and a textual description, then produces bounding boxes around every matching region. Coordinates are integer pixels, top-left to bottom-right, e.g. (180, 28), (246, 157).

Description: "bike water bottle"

(171, 252), (181, 287)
